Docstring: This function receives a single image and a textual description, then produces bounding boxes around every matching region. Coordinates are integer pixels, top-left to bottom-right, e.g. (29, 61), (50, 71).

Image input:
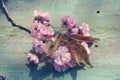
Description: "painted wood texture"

(0, 0), (120, 80)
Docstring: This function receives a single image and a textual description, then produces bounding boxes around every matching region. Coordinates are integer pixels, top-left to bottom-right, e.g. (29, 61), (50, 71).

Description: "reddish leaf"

(70, 34), (99, 42)
(66, 42), (81, 65)
(75, 44), (93, 67)
(66, 40), (93, 67)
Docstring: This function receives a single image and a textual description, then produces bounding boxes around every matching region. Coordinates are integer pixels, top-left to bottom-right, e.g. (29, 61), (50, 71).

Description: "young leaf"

(70, 34), (99, 42)
(66, 40), (93, 67)
(46, 38), (60, 56)
(75, 44), (93, 67)
(66, 41), (82, 65)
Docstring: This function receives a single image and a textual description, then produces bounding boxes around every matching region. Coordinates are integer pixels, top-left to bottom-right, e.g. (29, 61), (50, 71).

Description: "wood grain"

(0, 0), (120, 80)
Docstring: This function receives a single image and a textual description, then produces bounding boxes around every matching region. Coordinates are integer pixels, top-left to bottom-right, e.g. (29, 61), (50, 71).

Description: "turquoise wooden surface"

(0, 0), (120, 80)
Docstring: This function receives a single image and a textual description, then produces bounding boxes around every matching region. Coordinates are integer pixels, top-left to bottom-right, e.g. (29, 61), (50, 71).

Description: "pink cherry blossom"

(81, 42), (91, 54)
(67, 27), (79, 36)
(34, 10), (49, 20)
(53, 63), (69, 72)
(30, 22), (54, 40)
(61, 16), (78, 29)
(50, 46), (77, 72)
(32, 39), (48, 54)
(53, 58), (77, 72)
(30, 22), (45, 40)
(43, 21), (50, 26)
(71, 27), (79, 34)
(80, 23), (90, 36)
(28, 53), (39, 64)
(66, 60), (77, 68)
(50, 37), (56, 42)
(40, 26), (54, 36)
(51, 46), (71, 65)
(34, 10), (50, 26)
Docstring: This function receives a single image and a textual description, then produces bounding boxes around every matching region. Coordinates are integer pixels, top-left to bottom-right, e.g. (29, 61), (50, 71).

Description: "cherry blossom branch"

(1, 0), (31, 34)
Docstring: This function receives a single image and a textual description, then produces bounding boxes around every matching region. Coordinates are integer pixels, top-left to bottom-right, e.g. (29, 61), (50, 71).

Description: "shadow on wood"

(26, 60), (85, 80)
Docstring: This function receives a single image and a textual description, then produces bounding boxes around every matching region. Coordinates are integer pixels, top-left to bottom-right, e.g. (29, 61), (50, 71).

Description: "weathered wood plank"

(0, 0), (120, 80)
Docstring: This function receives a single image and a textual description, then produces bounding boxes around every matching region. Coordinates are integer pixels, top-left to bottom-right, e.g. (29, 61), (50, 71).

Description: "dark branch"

(1, 0), (31, 34)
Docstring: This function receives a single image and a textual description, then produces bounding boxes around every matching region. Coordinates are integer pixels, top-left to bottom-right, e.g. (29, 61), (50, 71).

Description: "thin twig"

(1, 0), (31, 34)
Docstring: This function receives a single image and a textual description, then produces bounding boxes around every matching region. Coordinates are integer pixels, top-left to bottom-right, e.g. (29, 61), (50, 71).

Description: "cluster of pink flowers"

(28, 10), (91, 72)
(30, 22), (54, 40)
(32, 39), (48, 53)
(51, 46), (77, 72)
